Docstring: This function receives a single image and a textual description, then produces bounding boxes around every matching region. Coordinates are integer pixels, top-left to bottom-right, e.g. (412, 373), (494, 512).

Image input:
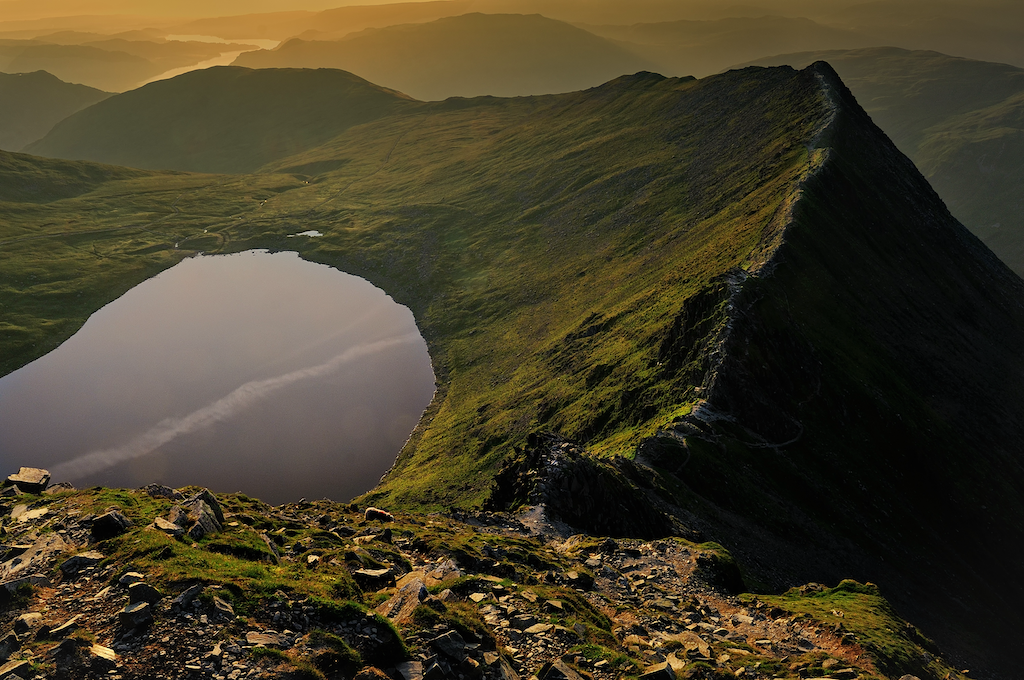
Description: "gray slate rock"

(375, 578), (427, 624)
(128, 582), (162, 604)
(0, 632), (19, 662)
(150, 517), (184, 538)
(430, 630), (469, 662)
(42, 482), (75, 495)
(245, 631), (286, 648)
(537, 660), (586, 680)
(171, 583), (203, 610)
(0, 533), (67, 581)
(13, 613), (40, 635)
(212, 595), (234, 618)
(92, 510), (133, 540)
(638, 662), (676, 680)
(143, 484), (183, 500)
(118, 572), (144, 587)
(46, 615), (80, 640)
(60, 551), (105, 576)
(119, 601), (153, 628)
(0, 658), (32, 679)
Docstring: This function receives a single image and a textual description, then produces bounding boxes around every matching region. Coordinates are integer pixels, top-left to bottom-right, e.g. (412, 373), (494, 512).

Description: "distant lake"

(0, 250), (435, 505)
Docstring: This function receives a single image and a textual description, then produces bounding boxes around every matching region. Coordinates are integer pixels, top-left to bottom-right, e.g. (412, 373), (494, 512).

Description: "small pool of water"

(0, 250), (435, 505)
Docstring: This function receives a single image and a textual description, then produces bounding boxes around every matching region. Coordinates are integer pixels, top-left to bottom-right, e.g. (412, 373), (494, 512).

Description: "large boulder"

(5, 468), (49, 494)
(167, 489), (224, 541)
(91, 510), (133, 540)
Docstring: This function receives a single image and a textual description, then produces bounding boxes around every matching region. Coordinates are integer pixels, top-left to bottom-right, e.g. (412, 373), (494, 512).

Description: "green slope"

(232, 13), (656, 100)
(24, 66), (418, 173)
(5, 63), (1024, 675)
(743, 47), (1024, 278)
(0, 70), (111, 151)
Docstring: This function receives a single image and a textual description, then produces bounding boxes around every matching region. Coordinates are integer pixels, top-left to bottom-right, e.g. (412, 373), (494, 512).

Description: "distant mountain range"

(232, 13), (655, 100)
(23, 66), (417, 173)
(0, 70), (110, 151)
(0, 37), (257, 92)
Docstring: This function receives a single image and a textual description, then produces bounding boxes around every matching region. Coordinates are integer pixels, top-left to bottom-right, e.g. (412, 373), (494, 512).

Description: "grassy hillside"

(232, 13), (656, 100)
(0, 70), (110, 151)
(25, 66), (418, 173)
(5, 63), (1024, 675)
(742, 47), (1024, 277)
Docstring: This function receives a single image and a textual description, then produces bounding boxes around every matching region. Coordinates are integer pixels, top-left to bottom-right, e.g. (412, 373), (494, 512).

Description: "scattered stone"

(213, 595), (235, 618)
(15, 507), (48, 523)
(0, 658), (32, 679)
(396, 660), (423, 680)
(0, 533), (67, 581)
(92, 510), (133, 540)
(128, 582), (162, 604)
(425, 559), (462, 586)
(13, 613), (41, 635)
(46, 615), (81, 640)
(537, 660), (586, 680)
(364, 507), (395, 522)
(143, 484), (183, 500)
(0, 632), (19, 662)
(59, 551), (105, 576)
(354, 568), (395, 590)
(6, 467), (50, 494)
(469, 592), (489, 603)
(118, 572), (144, 587)
(376, 578), (428, 624)
(171, 583), (203, 610)
(89, 643), (118, 670)
(639, 662), (676, 680)
(430, 630), (469, 662)
(150, 517), (185, 538)
(119, 602), (153, 628)
(43, 482), (75, 495)
(524, 623), (553, 635)
(1, 573), (52, 593)
(246, 631), (286, 648)
(354, 667), (392, 680)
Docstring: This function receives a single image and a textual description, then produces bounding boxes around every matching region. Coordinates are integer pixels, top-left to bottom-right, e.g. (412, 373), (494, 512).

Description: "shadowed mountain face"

(0, 70), (110, 151)
(743, 47), (1024, 277)
(24, 66), (418, 173)
(232, 13), (656, 100)
(6, 62), (1024, 675)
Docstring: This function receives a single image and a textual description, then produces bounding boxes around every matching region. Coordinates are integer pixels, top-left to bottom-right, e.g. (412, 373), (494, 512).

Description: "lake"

(0, 250), (436, 505)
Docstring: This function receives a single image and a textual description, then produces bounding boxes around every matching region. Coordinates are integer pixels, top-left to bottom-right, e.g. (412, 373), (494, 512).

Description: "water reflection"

(0, 250), (435, 504)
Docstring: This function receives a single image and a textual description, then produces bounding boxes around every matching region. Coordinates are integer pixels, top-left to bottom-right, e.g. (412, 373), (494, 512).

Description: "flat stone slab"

(60, 551), (105, 576)
(245, 631), (286, 648)
(524, 623), (553, 635)
(6, 467), (50, 494)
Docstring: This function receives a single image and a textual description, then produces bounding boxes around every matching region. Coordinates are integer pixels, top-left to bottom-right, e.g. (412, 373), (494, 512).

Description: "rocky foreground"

(0, 468), (962, 680)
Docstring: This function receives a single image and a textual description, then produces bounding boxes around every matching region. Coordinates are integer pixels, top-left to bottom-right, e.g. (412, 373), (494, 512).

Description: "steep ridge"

(25, 66), (418, 173)
(0, 70), (110, 152)
(232, 14), (655, 101)
(630, 64), (1024, 677)
(740, 47), (1024, 277)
